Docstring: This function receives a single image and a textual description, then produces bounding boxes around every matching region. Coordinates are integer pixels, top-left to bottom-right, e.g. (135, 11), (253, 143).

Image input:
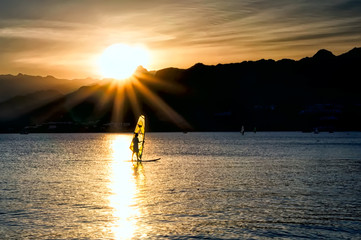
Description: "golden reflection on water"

(108, 134), (145, 239)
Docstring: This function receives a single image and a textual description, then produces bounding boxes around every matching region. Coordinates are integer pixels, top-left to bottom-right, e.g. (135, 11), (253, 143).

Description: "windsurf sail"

(130, 115), (146, 160)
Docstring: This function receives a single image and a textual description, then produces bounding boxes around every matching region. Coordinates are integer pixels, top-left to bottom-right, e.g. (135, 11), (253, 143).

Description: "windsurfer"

(132, 133), (140, 161)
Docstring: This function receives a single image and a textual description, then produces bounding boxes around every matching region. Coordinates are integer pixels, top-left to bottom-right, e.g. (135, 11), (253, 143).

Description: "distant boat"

(20, 129), (29, 134)
(314, 127), (319, 134)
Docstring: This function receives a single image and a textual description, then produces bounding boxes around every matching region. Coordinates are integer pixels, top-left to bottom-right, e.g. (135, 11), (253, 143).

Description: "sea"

(0, 132), (361, 239)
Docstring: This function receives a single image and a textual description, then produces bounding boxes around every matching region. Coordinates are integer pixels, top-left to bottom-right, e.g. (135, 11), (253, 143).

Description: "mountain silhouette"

(0, 74), (97, 102)
(0, 47), (360, 133)
(311, 49), (336, 61)
(0, 90), (63, 121)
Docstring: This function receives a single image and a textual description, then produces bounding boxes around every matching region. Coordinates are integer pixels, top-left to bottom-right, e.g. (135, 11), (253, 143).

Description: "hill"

(153, 47), (361, 131)
(0, 90), (64, 121)
(0, 74), (97, 102)
(0, 47), (360, 132)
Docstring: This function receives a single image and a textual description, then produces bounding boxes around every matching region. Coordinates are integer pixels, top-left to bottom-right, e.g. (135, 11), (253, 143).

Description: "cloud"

(0, 0), (360, 77)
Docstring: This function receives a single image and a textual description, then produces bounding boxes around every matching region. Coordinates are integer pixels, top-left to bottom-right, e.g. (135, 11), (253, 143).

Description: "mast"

(140, 115), (145, 160)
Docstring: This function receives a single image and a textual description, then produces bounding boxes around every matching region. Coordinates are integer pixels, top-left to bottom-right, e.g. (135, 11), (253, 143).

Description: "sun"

(98, 43), (150, 80)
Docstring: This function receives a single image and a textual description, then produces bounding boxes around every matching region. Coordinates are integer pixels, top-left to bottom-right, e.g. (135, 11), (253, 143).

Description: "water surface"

(0, 132), (361, 239)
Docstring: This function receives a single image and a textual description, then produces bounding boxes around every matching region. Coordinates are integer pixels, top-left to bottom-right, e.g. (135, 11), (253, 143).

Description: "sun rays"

(105, 72), (192, 130)
(41, 69), (192, 132)
(130, 76), (191, 130)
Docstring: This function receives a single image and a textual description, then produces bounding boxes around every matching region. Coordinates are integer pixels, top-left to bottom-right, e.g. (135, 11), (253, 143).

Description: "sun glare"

(98, 43), (150, 80)
(109, 135), (139, 239)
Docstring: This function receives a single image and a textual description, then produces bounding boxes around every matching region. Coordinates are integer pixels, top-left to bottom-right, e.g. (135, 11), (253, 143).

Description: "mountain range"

(0, 74), (96, 102)
(0, 47), (360, 133)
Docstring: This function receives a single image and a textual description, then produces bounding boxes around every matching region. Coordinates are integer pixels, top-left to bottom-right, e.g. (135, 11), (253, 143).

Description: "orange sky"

(0, 0), (360, 79)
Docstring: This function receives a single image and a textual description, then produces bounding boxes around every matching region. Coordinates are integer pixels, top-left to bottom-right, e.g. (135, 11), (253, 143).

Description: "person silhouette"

(132, 133), (140, 161)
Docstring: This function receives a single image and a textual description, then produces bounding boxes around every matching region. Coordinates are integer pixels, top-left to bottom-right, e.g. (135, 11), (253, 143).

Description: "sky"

(0, 0), (360, 79)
